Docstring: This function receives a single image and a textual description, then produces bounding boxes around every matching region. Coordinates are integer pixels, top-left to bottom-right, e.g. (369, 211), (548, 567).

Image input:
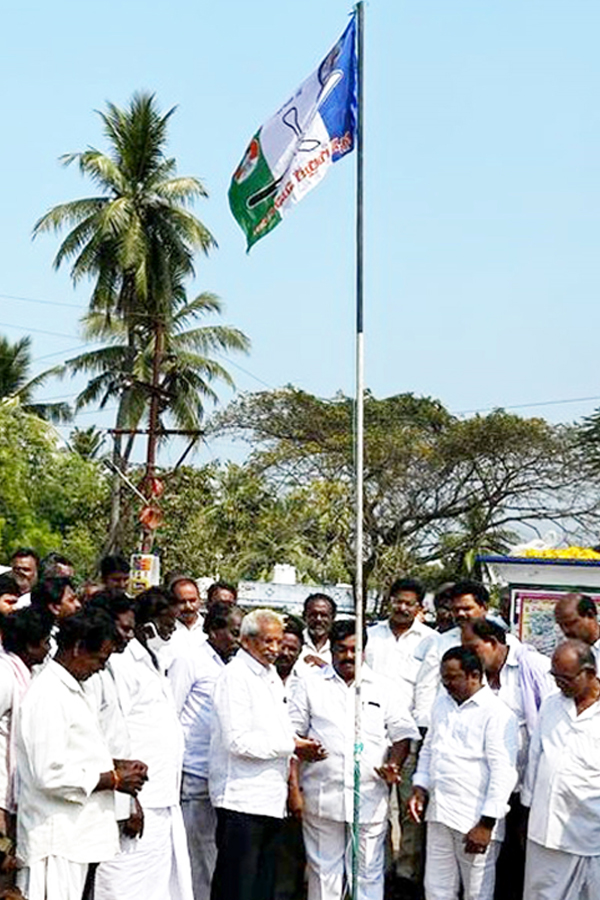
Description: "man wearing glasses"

(522, 639), (600, 899)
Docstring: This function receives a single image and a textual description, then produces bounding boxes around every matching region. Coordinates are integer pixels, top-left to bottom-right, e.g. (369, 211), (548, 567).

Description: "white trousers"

(95, 805), (193, 900)
(18, 856), (88, 900)
(424, 822), (500, 900)
(302, 813), (387, 900)
(524, 840), (600, 900)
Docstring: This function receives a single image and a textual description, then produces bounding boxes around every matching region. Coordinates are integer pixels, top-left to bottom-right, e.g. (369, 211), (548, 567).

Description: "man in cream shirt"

(209, 608), (324, 900)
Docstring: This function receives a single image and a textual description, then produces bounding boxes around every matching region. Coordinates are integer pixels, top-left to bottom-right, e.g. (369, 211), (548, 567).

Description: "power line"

(0, 292), (82, 310)
(0, 321), (79, 340)
(455, 394), (600, 415)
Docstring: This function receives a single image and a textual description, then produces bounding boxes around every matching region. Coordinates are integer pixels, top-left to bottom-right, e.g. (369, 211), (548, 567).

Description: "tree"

(0, 399), (109, 572)
(34, 92), (247, 550)
(213, 387), (600, 594)
(0, 335), (71, 423)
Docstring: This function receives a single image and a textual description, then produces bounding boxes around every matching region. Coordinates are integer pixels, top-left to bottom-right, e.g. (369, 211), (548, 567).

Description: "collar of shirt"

(238, 647), (275, 678)
(321, 662), (375, 686)
(48, 659), (86, 695)
(303, 630), (330, 656)
(384, 618), (432, 641)
(448, 683), (494, 711)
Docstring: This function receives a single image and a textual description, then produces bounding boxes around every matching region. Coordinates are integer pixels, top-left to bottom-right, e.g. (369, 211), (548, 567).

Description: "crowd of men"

(0, 547), (598, 900)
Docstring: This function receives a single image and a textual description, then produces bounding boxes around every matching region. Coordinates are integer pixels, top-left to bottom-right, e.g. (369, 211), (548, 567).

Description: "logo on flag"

(229, 14), (357, 251)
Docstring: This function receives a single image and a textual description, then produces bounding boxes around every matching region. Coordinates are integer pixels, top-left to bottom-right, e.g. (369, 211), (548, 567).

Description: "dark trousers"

(494, 793), (526, 900)
(211, 807), (282, 900)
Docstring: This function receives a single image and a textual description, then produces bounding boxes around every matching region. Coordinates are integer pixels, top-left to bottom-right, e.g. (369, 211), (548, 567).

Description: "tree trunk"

(142, 323), (164, 552)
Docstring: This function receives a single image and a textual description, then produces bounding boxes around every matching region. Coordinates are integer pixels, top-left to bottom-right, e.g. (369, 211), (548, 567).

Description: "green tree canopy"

(213, 387), (600, 591)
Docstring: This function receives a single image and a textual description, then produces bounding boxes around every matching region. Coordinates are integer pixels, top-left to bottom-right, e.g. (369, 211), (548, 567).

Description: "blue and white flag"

(229, 14), (358, 250)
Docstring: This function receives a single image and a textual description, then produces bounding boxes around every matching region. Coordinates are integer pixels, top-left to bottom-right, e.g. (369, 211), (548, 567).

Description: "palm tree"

(33, 91), (245, 550)
(60, 292), (249, 461)
(33, 91), (215, 323)
(0, 334), (71, 422)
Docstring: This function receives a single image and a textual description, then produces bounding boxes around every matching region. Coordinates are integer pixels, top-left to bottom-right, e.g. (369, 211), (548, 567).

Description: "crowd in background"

(0, 547), (597, 900)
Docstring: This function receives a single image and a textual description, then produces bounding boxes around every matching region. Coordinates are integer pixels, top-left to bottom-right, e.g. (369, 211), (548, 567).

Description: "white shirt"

(294, 630), (332, 677)
(109, 638), (184, 809)
(413, 685), (518, 840)
(0, 653), (31, 812)
(488, 641), (553, 788)
(15, 592), (30, 610)
(289, 664), (419, 823)
(522, 691), (600, 855)
(209, 648), (295, 818)
(16, 660), (118, 864)
(414, 626), (520, 729)
(84, 662), (133, 821)
(365, 619), (434, 715)
(174, 642), (226, 779)
(592, 638), (600, 674)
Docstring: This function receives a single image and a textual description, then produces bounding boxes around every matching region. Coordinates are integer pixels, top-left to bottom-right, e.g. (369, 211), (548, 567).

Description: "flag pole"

(352, 3), (364, 899)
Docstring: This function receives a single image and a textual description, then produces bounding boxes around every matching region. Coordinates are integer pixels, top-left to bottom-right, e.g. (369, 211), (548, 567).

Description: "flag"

(229, 14), (357, 251)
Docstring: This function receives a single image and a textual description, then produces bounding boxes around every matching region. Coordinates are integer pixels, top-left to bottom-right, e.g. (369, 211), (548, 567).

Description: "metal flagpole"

(351, 3), (365, 899)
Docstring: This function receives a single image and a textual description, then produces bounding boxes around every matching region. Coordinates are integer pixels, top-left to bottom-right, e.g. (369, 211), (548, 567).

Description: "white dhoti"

(524, 840), (600, 900)
(302, 813), (387, 900)
(95, 805), (193, 900)
(424, 822), (501, 900)
(18, 856), (89, 900)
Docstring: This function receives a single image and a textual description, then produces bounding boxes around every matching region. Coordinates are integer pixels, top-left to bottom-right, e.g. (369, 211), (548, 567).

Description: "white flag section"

(229, 14), (357, 250)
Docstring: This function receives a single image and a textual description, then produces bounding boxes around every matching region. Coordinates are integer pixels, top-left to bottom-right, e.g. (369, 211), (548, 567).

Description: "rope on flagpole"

(352, 3), (365, 899)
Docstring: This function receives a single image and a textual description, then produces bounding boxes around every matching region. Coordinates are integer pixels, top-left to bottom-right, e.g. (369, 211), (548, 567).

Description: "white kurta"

(95, 639), (192, 900)
(209, 648), (295, 818)
(522, 691), (600, 855)
(0, 652), (31, 812)
(294, 630), (332, 676)
(289, 664), (419, 823)
(173, 642), (225, 778)
(365, 618), (434, 715)
(16, 660), (118, 865)
(413, 684), (518, 841)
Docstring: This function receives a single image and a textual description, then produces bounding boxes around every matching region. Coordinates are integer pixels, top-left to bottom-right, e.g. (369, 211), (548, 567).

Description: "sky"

(3, 0), (600, 467)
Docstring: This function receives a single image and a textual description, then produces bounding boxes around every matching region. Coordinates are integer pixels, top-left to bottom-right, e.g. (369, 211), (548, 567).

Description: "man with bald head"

(522, 639), (600, 899)
(554, 593), (600, 670)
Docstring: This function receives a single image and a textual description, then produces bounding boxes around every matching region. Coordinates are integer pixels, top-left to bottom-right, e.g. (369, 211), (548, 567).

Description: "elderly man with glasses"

(522, 639), (600, 899)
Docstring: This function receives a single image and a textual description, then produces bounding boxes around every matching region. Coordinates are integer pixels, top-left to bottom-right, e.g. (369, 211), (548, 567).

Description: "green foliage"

(0, 399), (109, 573)
(0, 334), (71, 423)
(213, 388), (597, 592)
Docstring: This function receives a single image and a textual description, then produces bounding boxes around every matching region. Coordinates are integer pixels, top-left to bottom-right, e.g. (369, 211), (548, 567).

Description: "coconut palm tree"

(0, 334), (71, 422)
(60, 292), (249, 461)
(33, 91), (246, 550)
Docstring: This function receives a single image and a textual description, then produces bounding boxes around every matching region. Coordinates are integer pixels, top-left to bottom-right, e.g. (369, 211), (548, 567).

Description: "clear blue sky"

(3, 0), (600, 466)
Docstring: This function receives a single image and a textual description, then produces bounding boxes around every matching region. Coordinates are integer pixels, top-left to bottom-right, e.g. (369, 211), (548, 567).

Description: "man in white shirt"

(10, 547), (39, 609)
(16, 609), (147, 900)
(409, 646), (518, 900)
(554, 593), (600, 670)
(95, 587), (193, 900)
(462, 617), (554, 900)
(522, 639), (600, 900)
(295, 593), (336, 675)
(365, 577), (434, 891)
(171, 576), (206, 644)
(209, 608), (324, 900)
(414, 580), (495, 731)
(289, 618), (420, 900)
(169, 602), (243, 900)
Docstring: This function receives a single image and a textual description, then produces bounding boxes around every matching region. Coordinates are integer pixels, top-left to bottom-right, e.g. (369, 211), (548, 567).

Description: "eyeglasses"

(550, 668), (585, 683)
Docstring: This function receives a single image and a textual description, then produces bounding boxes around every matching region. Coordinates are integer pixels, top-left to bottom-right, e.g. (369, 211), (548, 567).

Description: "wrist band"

(112, 769), (122, 791)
